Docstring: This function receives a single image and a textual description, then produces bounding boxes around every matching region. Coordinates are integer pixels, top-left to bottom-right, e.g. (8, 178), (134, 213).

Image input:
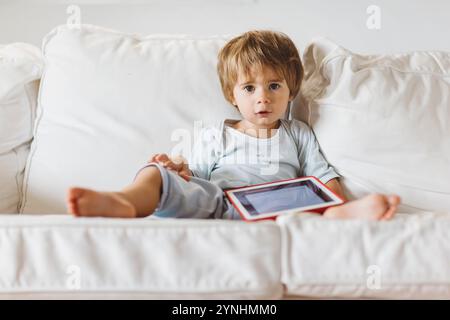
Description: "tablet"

(225, 176), (344, 221)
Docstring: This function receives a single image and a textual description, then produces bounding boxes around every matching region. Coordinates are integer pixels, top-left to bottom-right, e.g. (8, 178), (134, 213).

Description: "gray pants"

(135, 163), (241, 220)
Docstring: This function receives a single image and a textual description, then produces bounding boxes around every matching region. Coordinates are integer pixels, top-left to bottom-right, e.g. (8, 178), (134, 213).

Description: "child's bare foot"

(324, 194), (400, 221)
(67, 187), (137, 218)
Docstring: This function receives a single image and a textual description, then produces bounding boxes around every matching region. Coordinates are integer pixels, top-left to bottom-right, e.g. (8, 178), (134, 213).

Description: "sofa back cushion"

(0, 43), (42, 213)
(293, 38), (450, 213)
(21, 24), (240, 214)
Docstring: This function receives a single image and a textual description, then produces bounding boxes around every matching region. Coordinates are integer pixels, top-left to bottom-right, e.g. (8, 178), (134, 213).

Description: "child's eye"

(243, 85), (255, 93)
(269, 83), (281, 90)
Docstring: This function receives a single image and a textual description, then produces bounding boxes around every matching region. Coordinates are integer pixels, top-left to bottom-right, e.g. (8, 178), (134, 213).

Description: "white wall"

(1, 0), (449, 54)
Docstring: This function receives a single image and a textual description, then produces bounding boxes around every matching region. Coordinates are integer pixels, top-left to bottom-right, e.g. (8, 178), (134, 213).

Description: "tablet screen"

(233, 180), (334, 216)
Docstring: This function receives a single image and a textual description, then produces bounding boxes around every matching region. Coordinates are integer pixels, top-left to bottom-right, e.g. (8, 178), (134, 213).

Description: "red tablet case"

(224, 176), (345, 222)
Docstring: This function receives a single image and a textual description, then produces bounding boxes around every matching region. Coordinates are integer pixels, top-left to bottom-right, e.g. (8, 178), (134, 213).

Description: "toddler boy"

(67, 30), (400, 220)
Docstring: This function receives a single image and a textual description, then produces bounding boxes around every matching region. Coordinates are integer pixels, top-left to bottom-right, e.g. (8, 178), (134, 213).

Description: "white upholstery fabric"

(0, 43), (42, 213)
(0, 215), (282, 299)
(278, 212), (450, 299)
(7, 26), (450, 299)
(293, 38), (450, 213)
(21, 24), (241, 214)
(2, 212), (450, 299)
(0, 148), (30, 213)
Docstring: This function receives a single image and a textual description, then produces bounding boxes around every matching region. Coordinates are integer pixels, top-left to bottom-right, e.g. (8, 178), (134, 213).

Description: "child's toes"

(68, 187), (86, 202)
(387, 194), (401, 207)
(381, 198), (399, 220)
(67, 200), (79, 216)
(381, 206), (396, 220)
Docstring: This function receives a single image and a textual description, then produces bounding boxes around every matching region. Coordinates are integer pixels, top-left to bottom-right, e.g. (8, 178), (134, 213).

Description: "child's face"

(232, 65), (292, 130)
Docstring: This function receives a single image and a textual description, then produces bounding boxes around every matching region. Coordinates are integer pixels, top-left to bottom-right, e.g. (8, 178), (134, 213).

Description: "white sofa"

(0, 24), (449, 299)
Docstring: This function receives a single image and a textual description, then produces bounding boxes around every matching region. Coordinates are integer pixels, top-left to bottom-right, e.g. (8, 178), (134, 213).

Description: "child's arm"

(325, 178), (347, 202)
(149, 153), (192, 181)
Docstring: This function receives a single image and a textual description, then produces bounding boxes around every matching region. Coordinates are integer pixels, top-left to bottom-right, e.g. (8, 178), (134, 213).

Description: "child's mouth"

(256, 111), (271, 117)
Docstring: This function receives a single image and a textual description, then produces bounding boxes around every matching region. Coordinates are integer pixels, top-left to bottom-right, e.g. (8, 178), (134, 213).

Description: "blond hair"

(217, 30), (303, 106)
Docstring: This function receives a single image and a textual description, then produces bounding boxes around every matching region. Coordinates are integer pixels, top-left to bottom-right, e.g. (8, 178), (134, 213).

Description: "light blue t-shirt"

(189, 119), (339, 190)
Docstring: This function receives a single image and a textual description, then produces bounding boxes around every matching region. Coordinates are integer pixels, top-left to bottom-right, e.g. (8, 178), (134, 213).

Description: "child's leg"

(67, 166), (162, 218)
(323, 193), (401, 220)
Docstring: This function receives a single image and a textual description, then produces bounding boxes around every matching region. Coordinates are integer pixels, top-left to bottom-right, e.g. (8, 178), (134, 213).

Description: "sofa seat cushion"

(0, 215), (282, 299)
(277, 212), (450, 299)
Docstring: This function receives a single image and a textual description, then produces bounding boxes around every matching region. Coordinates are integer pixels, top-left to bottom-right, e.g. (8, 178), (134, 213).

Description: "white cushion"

(0, 43), (42, 213)
(293, 38), (450, 213)
(21, 25), (240, 214)
(278, 212), (450, 299)
(0, 215), (282, 299)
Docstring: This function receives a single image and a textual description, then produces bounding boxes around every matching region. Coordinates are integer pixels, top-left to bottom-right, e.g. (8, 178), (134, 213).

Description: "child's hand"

(148, 153), (192, 182)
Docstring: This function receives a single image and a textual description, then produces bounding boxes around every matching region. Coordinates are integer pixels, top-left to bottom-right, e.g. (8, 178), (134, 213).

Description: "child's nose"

(257, 89), (271, 104)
